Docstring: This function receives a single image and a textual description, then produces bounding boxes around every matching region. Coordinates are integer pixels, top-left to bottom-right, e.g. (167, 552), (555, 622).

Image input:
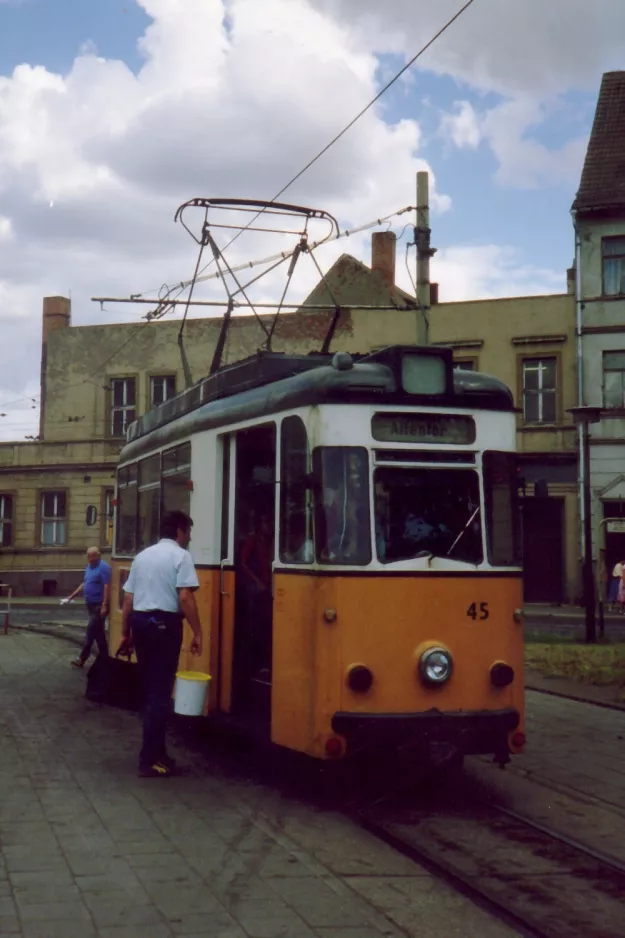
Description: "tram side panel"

(109, 561), (234, 717)
(272, 572), (341, 757)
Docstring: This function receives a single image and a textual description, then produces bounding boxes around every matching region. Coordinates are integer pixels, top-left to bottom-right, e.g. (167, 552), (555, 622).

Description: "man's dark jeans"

(80, 603), (109, 663)
(131, 611), (183, 768)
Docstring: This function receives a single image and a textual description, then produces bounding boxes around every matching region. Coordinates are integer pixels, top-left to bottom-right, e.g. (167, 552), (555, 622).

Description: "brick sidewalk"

(0, 631), (515, 938)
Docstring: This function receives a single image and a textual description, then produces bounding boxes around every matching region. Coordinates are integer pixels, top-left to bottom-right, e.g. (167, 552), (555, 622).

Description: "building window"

(110, 378), (136, 437)
(150, 375), (176, 407)
(522, 358), (556, 424)
(0, 495), (13, 547)
(453, 359), (476, 372)
(603, 237), (625, 296)
(103, 489), (114, 546)
(41, 492), (67, 546)
(603, 351), (625, 408)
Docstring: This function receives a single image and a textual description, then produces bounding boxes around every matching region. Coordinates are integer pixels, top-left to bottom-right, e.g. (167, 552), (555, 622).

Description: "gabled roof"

(300, 253), (415, 309)
(573, 71), (625, 215)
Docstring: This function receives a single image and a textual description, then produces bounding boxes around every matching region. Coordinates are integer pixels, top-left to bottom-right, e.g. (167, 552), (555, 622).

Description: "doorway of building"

(522, 497), (565, 604)
(602, 501), (625, 601)
(230, 424), (276, 728)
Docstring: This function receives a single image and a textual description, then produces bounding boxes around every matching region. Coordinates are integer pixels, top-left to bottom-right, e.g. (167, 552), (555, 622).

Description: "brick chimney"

(40, 296), (71, 439)
(371, 231), (396, 287)
(566, 265), (576, 296)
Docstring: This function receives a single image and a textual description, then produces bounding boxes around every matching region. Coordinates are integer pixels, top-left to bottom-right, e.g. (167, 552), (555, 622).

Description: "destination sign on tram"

(372, 412), (476, 445)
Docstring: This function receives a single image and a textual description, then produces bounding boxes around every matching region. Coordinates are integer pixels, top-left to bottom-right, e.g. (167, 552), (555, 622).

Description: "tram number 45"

(466, 602), (489, 621)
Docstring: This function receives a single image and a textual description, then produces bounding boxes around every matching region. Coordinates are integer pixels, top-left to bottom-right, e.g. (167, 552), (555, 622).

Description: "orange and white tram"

(109, 344), (525, 766)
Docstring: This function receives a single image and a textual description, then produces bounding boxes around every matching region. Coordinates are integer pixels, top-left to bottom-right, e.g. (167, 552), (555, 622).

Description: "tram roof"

(120, 345), (514, 462)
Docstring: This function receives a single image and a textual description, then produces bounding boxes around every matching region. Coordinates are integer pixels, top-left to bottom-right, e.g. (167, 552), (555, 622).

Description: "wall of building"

(431, 292), (580, 603)
(0, 441), (117, 593)
(577, 216), (625, 566)
(42, 304), (418, 443)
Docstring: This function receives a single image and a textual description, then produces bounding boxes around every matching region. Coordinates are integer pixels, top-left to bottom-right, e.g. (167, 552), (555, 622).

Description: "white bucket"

(174, 670), (211, 716)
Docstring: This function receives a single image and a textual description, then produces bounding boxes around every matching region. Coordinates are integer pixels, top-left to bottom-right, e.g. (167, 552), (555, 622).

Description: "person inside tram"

(240, 509), (274, 676)
(319, 452), (369, 563)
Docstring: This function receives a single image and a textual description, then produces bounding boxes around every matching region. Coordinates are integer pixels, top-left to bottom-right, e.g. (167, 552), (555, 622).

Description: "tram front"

(271, 349), (524, 767)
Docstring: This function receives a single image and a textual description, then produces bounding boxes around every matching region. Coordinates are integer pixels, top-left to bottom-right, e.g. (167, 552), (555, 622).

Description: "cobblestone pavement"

(0, 631), (517, 938)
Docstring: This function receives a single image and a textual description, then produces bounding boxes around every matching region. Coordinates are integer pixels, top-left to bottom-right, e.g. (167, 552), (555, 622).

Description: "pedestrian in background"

(65, 546), (111, 668)
(119, 510), (202, 778)
(618, 561), (625, 615)
(609, 559), (624, 611)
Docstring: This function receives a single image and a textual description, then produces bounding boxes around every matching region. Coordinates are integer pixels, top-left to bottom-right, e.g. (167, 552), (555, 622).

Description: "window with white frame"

(0, 495), (13, 547)
(110, 378), (136, 436)
(41, 492), (67, 546)
(150, 375), (176, 407)
(603, 237), (625, 296)
(603, 351), (625, 408)
(522, 358), (556, 424)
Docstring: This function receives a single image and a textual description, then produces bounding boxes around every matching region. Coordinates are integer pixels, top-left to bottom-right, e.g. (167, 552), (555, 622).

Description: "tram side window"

(162, 443), (191, 516)
(313, 447), (371, 565)
(280, 416), (312, 564)
(484, 451), (522, 566)
(116, 464), (137, 555)
(138, 454), (161, 550)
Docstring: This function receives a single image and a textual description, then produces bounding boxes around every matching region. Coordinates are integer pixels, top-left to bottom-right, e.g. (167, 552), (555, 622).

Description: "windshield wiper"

(446, 506), (480, 558)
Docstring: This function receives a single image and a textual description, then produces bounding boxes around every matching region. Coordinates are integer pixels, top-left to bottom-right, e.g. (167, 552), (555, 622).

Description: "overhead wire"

(139, 0), (477, 299)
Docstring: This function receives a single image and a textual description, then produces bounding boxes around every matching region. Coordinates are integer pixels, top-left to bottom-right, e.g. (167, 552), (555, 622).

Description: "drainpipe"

(573, 215), (586, 566)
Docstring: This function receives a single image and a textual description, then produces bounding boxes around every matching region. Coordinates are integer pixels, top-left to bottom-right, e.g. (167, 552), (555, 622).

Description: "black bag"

(85, 652), (141, 711)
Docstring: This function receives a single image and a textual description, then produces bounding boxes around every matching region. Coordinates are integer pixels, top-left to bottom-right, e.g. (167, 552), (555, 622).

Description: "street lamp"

(569, 406), (602, 643)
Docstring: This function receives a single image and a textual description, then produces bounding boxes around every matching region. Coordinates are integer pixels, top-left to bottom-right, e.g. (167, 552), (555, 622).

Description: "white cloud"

(431, 245), (563, 302)
(0, 0), (589, 440)
(312, 0), (622, 185)
(311, 0), (625, 98)
(439, 100), (481, 150)
(0, 0), (456, 439)
(439, 96), (588, 188)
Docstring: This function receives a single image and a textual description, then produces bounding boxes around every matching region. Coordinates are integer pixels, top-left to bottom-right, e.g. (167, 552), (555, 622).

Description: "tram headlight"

(419, 647), (453, 685)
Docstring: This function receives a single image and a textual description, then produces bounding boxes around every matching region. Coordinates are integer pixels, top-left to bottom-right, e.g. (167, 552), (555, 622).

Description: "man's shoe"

(138, 761), (172, 778)
(70, 659), (84, 669)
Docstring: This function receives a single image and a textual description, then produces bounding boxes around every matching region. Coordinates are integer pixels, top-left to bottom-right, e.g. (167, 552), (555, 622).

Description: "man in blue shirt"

(65, 547), (111, 668)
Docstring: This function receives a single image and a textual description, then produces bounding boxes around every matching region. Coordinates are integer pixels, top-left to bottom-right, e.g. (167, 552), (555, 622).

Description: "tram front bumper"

(331, 707), (520, 761)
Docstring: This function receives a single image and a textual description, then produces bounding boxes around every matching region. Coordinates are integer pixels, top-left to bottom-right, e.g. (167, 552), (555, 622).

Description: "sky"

(1, 0), (624, 440)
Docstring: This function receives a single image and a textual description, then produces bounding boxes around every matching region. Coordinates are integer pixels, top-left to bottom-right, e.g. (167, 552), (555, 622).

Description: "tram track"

(354, 787), (625, 938)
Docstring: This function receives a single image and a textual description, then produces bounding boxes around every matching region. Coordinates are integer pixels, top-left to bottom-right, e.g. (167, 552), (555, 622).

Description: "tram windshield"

(374, 467), (483, 565)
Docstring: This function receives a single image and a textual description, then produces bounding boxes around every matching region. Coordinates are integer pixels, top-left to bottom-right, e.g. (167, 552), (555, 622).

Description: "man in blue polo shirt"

(65, 546), (111, 668)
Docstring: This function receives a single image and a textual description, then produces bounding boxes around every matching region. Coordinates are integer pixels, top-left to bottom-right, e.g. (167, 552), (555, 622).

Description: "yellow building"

(430, 292), (579, 603)
(0, 231), (579, 601)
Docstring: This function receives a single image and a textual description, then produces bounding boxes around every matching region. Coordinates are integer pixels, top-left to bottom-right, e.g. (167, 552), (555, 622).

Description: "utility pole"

(415, 171), (435, 345)
(570, 406), (602, 643)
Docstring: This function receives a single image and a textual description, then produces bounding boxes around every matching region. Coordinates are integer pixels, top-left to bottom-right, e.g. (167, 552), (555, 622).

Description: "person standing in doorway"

(618, 560), (625, 615)
(119, 510), (202, 778)
(66, 547), (111, 668)
(609, 559), (624, 611)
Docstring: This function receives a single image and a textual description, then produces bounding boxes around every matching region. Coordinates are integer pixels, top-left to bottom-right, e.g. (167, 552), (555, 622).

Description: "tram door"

(231, 424), (276, 726)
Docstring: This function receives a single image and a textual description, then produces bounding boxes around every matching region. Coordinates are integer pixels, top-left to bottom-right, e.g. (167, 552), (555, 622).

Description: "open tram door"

(225, 424), (276, 731)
